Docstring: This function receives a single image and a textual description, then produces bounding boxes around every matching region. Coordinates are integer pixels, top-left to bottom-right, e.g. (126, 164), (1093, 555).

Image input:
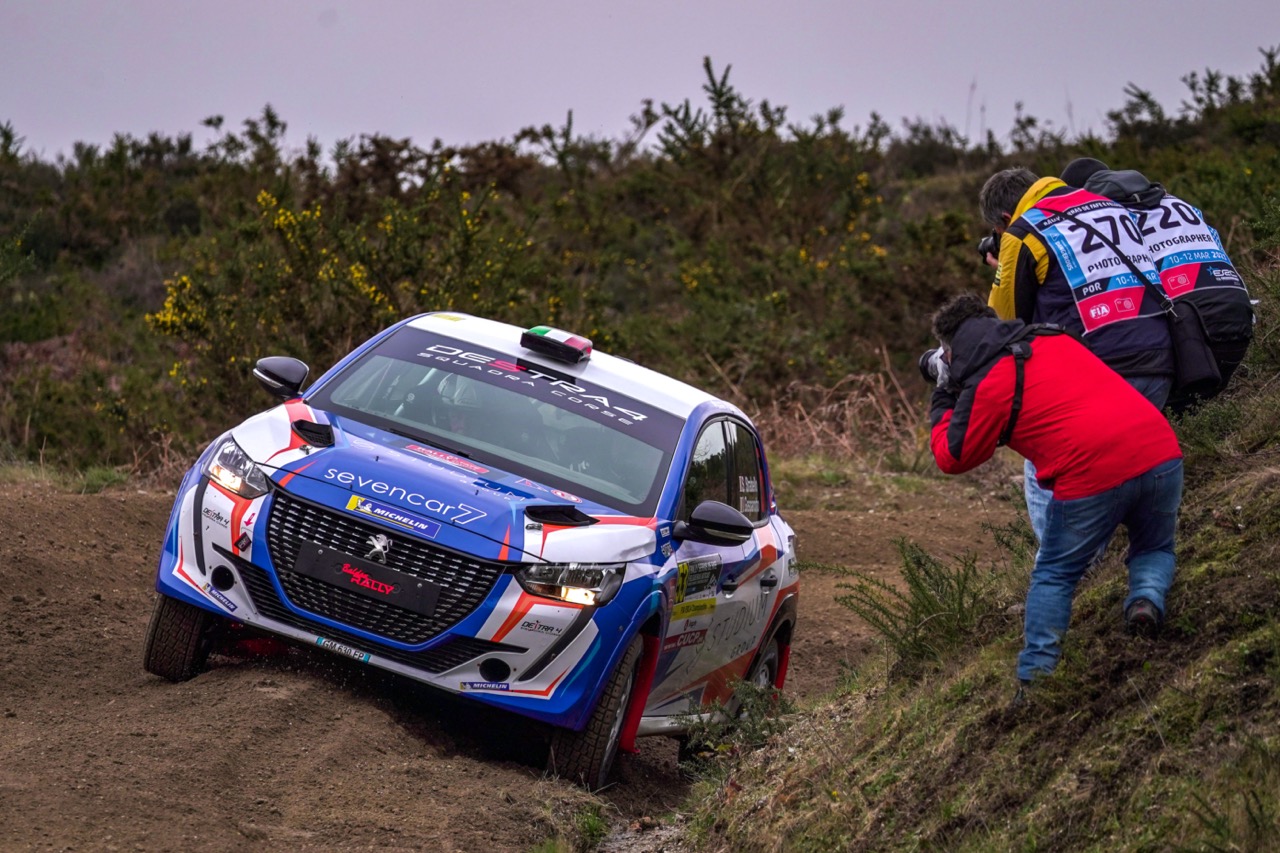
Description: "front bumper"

(154, 473), (646, 731)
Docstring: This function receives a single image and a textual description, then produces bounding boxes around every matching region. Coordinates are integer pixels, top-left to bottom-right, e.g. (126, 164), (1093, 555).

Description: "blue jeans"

(1023, 374), (1172, 543)
(1017, 458), (1183, 682)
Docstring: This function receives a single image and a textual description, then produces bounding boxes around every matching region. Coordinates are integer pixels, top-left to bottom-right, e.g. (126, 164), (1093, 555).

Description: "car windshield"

(306, 326), (684, 514)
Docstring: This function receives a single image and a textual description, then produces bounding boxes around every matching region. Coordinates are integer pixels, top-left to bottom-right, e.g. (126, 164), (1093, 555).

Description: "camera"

(977, 231), (999, 261)
(918, 346), (949, 387)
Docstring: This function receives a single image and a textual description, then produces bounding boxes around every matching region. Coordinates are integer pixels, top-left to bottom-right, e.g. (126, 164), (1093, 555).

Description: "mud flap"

(618, 633), (660, 753)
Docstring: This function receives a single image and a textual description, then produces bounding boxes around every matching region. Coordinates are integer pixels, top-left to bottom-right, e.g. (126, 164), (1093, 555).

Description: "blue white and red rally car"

(144, 312), (799, 787)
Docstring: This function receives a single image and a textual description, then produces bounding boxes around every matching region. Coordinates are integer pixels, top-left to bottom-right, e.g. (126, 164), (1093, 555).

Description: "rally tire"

(142, 594), (220, 682)
(548, 634), (643, 790)
(746, 637), (781, 692)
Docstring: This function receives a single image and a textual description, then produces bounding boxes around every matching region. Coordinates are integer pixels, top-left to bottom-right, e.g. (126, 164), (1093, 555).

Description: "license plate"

(315, 637), (371, 662)
(292, 541), (441, 616)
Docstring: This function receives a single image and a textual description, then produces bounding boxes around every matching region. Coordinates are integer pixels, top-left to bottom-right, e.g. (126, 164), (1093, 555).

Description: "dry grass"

(751, 358), (929, 472)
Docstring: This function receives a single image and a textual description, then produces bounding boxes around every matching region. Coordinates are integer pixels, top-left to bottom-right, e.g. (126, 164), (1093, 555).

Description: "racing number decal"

(674, 556), (720, 605)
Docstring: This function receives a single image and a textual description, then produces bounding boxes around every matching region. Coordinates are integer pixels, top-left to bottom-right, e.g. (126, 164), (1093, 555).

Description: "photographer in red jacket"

(921, 293), (1184, 689)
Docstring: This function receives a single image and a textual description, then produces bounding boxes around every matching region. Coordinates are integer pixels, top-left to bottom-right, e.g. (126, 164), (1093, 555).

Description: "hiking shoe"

(1011, 679), (1033, 709)
(1125, 598), (1162, 637)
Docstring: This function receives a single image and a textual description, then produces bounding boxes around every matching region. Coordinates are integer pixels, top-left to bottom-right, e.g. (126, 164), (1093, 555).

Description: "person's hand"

(918, 347), (950, 387)
(977, 232), (999, 268)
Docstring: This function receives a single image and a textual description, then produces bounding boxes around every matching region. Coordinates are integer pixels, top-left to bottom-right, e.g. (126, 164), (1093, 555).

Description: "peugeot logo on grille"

(365, 533), (392, 563)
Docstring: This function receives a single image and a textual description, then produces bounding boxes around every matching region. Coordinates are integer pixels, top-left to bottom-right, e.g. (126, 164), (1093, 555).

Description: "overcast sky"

(2, 1), (1277, 162)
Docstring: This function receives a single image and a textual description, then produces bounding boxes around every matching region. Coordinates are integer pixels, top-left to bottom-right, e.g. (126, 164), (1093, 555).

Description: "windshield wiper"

(385, 426), (473, 458)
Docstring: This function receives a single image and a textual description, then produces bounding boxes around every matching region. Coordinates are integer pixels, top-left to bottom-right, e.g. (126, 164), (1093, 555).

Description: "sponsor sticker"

(315, 637), (371, 663)
(341, 564), (397, 595)
(325, 469), (487, 525)
(346, 495), (443, 538)
(202, 507), (230, 528)
(418, 344), (652, 425)
(202, 583), (238, 612)
(672, 598), (717, 621)
(404, 443), (489, 475)
(675, 556), (721, 603)
(460, 681), (511, 691)
(519, 619), (564, 636)
(662, 629), (707, 653)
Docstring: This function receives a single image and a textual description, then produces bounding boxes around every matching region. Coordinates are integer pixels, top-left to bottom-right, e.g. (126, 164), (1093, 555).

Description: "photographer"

(1060, 157), (1254, 411)
(977, 168), (1175, 543)
(922, 293), (1183, 693)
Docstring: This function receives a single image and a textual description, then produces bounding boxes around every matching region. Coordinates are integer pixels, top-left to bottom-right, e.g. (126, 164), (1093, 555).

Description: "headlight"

(203, 435), (270, 499)
(516, 563), (625, 607)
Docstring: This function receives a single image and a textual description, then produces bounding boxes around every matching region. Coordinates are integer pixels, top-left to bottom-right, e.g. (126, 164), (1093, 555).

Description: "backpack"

(1047, 204), (1248, 406)
(1082, 170), (1254, 405)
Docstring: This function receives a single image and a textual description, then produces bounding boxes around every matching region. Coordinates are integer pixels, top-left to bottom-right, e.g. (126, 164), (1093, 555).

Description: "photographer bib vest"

(1134, 194), (1253, 342)
(1011, 187), (1173, 376)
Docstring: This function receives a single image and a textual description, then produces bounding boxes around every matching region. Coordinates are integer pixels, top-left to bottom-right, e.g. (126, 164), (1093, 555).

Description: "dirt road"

(0, 478), (1015, 851)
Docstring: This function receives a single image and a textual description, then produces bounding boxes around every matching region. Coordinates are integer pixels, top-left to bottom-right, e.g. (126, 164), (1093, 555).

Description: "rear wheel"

(548, 634), (643, 789)
(142, 594), (221, 681)
(746, 637), (781, 691)
(726, 637), (782, 719)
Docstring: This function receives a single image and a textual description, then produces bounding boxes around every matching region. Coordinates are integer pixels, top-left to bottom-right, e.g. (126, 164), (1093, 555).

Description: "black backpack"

(1080, 171), (1255, 406)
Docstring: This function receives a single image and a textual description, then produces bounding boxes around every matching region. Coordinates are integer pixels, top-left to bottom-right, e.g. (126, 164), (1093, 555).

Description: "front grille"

(262, 491), (507, 645)
(230, 554), (525, 673)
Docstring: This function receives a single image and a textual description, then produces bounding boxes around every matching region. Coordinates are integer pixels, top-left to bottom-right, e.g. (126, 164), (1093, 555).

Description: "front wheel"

(548, 634), (643, 789)
(142, 594), (221, 681)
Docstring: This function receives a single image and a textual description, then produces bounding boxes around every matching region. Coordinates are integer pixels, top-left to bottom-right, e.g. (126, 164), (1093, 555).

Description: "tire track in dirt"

(0, 480), (1016, 850)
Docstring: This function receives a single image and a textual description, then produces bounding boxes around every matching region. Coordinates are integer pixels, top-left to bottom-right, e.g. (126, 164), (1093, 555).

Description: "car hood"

(229, 402), (658, 564)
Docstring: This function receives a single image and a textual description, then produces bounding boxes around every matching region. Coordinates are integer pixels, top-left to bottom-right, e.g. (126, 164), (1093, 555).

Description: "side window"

(727, 421), (765, 522)
(682, 421), (729, 519)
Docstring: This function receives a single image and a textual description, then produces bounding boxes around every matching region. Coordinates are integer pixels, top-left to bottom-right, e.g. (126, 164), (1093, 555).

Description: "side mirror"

(253, 356), (310, 400)
(672, 500), (754, 546)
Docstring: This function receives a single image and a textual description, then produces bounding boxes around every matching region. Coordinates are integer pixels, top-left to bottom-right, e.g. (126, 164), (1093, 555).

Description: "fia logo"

(1089, 303), (1111, 320)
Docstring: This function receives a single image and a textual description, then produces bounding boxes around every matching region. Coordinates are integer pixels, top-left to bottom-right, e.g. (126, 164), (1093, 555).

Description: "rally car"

(144, 312), (798, 787)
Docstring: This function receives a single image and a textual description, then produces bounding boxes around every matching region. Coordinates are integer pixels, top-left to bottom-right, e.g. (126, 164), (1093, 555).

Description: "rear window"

(307, 326), (683, 514)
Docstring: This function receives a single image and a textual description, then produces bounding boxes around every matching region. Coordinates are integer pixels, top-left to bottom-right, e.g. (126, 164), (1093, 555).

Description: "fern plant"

(830, 538), (1010, 677)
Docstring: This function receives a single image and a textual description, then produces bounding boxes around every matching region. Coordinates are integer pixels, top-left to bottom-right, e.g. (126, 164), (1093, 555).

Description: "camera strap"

(999, 323), (1066, 447)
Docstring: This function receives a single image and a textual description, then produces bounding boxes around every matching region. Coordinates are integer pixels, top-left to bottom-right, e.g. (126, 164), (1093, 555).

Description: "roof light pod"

(520, 325), (592, 364)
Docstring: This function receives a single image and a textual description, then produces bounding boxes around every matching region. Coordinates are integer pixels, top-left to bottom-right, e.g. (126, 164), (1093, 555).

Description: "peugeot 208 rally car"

(144, 312), (798, 787)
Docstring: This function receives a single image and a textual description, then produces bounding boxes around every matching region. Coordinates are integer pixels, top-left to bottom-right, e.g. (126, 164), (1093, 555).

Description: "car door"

(648, 417), (778, 713)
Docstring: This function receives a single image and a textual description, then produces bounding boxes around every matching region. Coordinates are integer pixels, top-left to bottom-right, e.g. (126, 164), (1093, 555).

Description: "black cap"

(1061, 157), (1108, 188)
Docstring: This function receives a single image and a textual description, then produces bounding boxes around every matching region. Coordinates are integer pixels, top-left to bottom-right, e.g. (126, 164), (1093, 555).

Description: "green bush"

(832, 538), (1015, 677)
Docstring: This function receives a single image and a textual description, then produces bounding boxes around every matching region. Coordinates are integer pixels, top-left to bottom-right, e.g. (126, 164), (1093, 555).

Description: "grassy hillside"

(682, 235), (1280, 851)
